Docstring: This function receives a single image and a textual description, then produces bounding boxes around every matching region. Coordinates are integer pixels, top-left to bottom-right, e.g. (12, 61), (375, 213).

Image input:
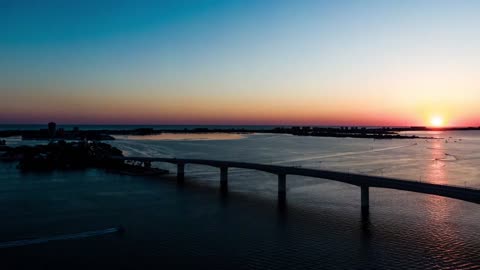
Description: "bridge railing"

(112, 156), (480, 207)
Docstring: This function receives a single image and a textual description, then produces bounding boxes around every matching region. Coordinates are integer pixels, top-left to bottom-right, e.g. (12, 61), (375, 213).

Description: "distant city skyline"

(2, 0), (480, 127)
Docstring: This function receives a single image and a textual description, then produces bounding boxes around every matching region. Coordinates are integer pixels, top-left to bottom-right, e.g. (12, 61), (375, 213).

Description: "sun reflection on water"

(426, 140), (448, 185)
(420, 140), (472, 265)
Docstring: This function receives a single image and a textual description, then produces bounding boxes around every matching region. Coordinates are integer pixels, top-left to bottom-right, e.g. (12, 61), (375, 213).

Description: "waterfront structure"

(116, 157), (480, 214)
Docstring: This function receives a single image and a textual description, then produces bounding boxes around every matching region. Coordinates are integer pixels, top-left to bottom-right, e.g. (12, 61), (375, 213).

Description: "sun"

(430, 116), (444, 127)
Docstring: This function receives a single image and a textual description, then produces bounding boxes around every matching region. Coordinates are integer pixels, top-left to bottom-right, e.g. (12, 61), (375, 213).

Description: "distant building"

(48, 122), (57, 138)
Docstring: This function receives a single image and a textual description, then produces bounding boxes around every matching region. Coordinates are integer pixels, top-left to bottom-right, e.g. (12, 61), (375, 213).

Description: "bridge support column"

(361, 185), (369, 212)
(220, 167), (228, 192)
(278, 174), (286, 203)
(177, 163), (185, 183)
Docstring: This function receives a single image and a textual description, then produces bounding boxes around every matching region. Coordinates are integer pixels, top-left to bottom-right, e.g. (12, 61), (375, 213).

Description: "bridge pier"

(177, 163), (185, 183)
(220, 167), (228, 192)
(361, 185), (369, 212)
(278, 173), (286, 203)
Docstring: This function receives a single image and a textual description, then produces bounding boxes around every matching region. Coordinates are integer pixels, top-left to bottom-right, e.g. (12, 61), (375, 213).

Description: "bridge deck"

(115, 156), (480, 205)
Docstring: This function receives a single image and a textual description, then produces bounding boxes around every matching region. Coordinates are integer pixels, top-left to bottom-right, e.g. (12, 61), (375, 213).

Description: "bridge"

(115, 157), (480, 212)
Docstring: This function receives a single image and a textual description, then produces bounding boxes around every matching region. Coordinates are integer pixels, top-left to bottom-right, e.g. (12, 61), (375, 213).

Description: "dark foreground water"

(1, 132), (480, 269)
(0, 163), (479, 269)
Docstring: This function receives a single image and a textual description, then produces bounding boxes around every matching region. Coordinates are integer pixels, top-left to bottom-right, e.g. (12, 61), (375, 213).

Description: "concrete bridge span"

(114, 157), (480, 212)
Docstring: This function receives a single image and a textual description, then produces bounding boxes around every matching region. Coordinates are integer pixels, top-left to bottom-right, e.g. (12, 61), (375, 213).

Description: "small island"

(0, 140), (168, 176)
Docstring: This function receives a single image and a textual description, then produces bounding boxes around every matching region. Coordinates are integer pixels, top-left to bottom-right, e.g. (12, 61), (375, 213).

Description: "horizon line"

(1, 123), (480, 129)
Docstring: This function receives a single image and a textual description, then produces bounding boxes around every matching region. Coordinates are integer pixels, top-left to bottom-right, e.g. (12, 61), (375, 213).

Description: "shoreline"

(0, 125), (457, 141)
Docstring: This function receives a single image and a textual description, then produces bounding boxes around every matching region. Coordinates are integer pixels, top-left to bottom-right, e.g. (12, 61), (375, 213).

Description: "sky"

(1, 0), (480, 126)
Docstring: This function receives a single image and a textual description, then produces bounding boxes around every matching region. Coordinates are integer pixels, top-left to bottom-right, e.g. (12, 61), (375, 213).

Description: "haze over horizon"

(2, 0), (480, 127)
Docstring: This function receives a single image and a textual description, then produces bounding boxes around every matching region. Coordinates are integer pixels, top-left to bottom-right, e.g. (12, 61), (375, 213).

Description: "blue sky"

(1, 0), (480, 125)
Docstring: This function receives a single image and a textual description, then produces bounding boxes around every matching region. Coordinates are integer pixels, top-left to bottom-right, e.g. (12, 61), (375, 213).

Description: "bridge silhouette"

(115, 157), (480, 212)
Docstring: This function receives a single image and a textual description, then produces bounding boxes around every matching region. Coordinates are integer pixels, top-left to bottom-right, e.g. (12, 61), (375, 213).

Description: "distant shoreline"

(0, 125), (467, 141)
(1, 124), (479, 131)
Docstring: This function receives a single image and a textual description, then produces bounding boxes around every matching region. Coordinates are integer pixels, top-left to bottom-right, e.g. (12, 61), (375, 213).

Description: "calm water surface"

(0, 131), (479, 269)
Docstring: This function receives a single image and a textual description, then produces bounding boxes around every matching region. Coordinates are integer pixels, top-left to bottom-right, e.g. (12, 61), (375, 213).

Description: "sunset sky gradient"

(2, 0), (480, 126)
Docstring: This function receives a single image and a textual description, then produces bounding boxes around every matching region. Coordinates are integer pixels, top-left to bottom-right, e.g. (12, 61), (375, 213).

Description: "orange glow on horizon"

(2, 89), (479, 127)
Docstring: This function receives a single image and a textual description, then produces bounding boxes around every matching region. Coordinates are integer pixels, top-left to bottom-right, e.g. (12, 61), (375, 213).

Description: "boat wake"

(0, 227), (123, 249)
(272, 143), (418, 165)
